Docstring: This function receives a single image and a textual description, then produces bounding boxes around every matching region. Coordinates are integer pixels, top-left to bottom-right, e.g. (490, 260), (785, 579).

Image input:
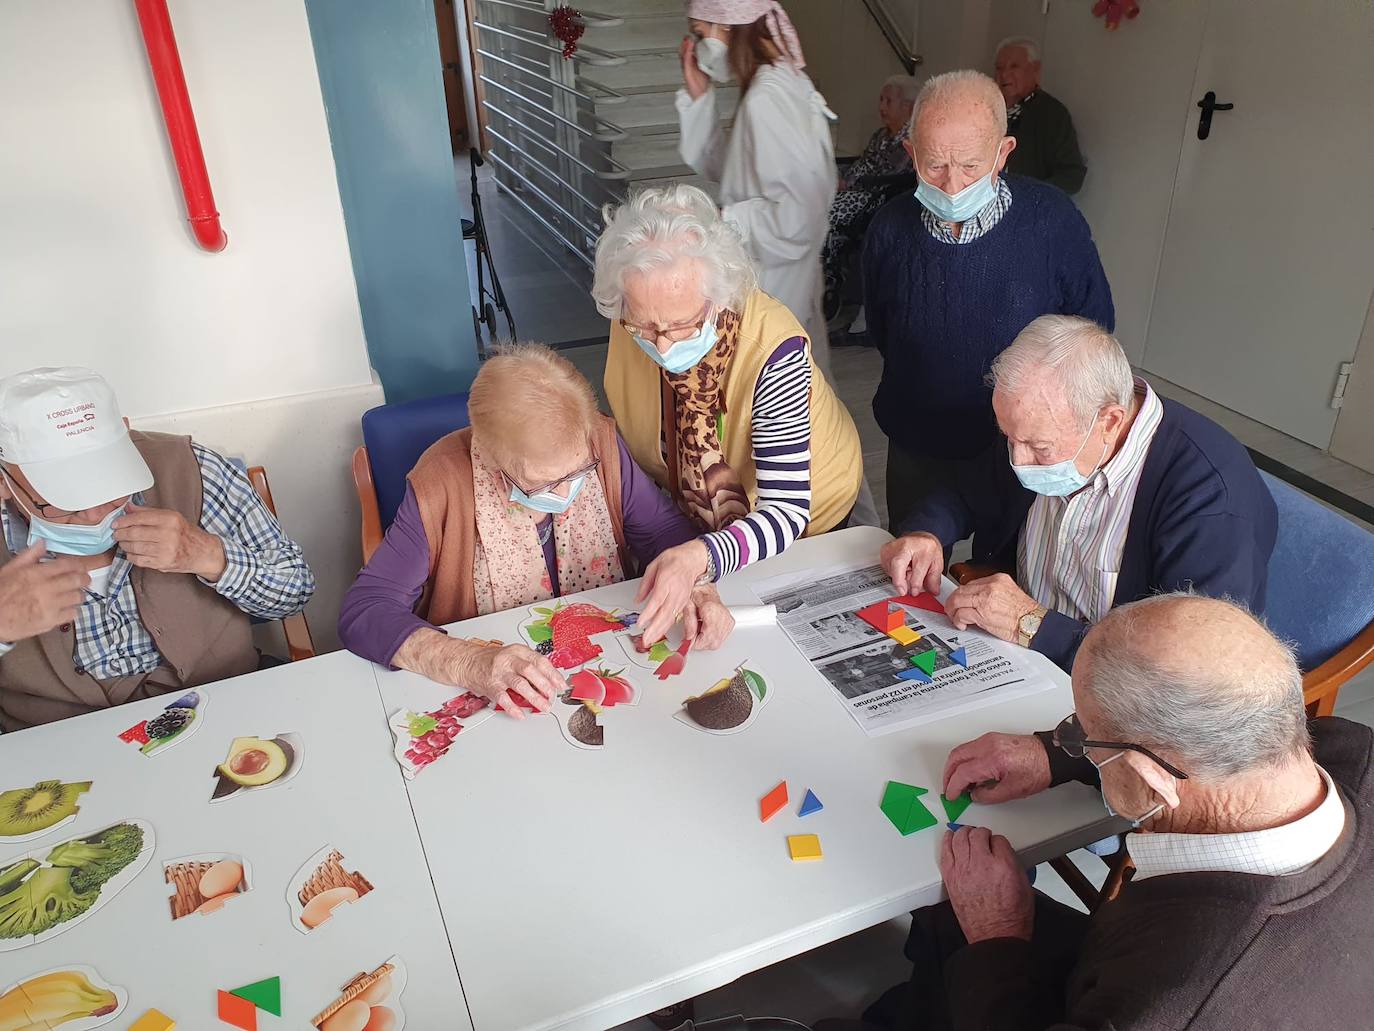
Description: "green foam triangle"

(231, 976), (282, 1016)
(910, 649), (937, 675)
(880, 781), (935, 835)
(940, 792), (972, 823)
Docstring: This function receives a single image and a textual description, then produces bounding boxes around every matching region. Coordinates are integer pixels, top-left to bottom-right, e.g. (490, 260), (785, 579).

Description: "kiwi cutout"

(0, 779), (93, 837)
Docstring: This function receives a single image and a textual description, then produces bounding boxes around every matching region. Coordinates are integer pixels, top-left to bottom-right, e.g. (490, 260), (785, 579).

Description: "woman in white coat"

(676, 0), (837, 374)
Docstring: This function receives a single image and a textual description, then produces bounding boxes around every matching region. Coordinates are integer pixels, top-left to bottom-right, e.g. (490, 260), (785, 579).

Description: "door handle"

(1196, 90), (1235, 140)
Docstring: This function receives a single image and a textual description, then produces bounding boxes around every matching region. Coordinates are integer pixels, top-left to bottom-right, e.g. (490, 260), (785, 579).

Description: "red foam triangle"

(891, 592), (946, 615)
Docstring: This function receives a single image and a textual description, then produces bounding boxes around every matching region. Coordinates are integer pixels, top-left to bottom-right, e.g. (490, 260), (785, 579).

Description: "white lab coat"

(677, 63), (838, 375)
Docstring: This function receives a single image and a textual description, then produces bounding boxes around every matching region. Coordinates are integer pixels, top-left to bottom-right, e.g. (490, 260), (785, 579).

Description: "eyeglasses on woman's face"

(621, 301), (714, 347)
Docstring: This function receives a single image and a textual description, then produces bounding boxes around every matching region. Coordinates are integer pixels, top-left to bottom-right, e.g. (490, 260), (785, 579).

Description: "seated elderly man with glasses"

(0, 367), (315, 730)
(819, 593), (1374, 1031)
(339, 344), (735, 719)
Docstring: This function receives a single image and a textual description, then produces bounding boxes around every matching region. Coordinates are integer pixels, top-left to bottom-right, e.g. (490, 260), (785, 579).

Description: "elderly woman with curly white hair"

(598, 184), (863, 644)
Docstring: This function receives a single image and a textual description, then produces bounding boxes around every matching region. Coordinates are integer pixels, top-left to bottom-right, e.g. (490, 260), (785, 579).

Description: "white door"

(1141, 0), (1374, 447)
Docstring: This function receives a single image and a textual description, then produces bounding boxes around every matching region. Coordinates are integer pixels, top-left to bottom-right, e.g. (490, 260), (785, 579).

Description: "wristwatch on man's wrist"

(1016, 605), (1048, 648)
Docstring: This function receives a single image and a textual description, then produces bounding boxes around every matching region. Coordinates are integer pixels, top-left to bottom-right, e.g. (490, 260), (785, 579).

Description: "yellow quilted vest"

(604, 289), (862, 536)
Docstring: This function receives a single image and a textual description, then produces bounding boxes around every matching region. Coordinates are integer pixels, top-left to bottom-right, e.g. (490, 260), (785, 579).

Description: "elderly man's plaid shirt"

(0, 444), (314, 678)
(920, 175), (1014, 244)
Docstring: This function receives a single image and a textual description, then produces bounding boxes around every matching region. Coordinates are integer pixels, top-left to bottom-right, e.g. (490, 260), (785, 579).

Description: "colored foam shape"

(896, 667), (932, 684)
(130, 1012), (176, 1031)
(910, 649), (937, 675)
(886, 625), (920, 646)
(856, 600), (903, 633)
(892, 592), (946, 615)
(230, 977), (282, 1017)
(941, 792), (972, 823)
(950, 646), (969, 668)
(760, 780), (788, 822)
(798, 788), (824, 817)
(787, 833), (823, 861)
(880, 780), (938, 835)
(217, 990), (257, 1031)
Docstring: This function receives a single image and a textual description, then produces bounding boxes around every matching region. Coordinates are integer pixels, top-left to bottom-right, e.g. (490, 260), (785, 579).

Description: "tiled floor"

(465, 163), (1374, 1029)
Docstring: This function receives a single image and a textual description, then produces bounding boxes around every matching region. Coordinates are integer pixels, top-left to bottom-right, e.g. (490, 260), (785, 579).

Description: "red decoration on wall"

(1092, 0), (1141, 30)
(549, 4), (585, 59)
(133, 0), (228, 251)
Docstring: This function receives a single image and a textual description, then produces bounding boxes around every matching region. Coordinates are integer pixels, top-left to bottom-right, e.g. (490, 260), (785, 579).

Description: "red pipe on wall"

(133, 0), (228, 252)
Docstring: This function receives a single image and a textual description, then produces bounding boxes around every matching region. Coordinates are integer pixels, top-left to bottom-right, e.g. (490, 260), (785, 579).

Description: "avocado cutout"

(209, 734), (304, 802)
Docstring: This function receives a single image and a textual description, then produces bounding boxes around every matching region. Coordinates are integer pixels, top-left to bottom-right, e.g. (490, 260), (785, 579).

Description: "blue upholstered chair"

(1260, 471), (1374, 715)
(350, 393), (470, 563)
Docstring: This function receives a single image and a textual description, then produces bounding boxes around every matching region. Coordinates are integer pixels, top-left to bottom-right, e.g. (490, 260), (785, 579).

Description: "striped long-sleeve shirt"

(702, 335), (814, 577)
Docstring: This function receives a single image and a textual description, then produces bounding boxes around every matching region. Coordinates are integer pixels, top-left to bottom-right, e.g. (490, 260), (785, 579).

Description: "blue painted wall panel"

(304, 0), (479, 403)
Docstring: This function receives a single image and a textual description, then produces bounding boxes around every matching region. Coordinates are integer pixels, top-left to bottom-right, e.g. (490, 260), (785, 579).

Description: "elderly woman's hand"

(636, 539), (711, 645)
(684, 584), (734, 650)
(461, 643), (564, 720)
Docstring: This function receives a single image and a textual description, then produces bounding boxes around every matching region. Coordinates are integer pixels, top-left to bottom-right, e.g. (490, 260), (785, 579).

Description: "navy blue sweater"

(863, 176), (1115, 459)
(899, 399), (1278, 671)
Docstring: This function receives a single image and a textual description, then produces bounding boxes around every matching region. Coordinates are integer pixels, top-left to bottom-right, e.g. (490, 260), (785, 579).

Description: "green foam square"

(910, 649), (937, 675)
(880, 781), (937, 835)
(231, 976), (281, 1017)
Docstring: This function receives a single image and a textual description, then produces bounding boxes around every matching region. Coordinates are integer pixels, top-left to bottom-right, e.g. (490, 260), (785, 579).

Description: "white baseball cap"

(0, 367), (154, 512)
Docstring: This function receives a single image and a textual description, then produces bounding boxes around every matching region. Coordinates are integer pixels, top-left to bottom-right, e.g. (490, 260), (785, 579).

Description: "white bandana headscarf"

(686, 0), (806, 69)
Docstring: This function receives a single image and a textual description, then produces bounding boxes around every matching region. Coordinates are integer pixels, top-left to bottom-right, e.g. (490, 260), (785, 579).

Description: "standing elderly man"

(820, 594), (1374, 1030)
(822, 74), (918, 322)
(0, 367), (315, 729)
(863, 70), (1112, 529)
(995, 36), (1086, 194)
(882, 316), (1275, 672)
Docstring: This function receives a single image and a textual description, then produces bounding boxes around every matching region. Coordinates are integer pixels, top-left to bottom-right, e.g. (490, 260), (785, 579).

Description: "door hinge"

(1331, 362), (1355, 410)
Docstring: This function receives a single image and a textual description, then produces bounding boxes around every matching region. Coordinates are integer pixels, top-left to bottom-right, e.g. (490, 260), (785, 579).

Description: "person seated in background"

(338, 344), (734, 719)
(597, 184), (863, 646)
(995, 36), (1086, 194)
(863, 70), (1112, 530)
(822, 74), (917, 323)
(882, 315), (1276, 672)
(0, 367), (315, 731)
(820, 594), (1374, 1031)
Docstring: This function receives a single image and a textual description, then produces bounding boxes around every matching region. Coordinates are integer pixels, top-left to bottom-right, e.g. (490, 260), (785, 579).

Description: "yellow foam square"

(887, 625), (920, 646)
(788, 833), (823, 862)
(130, 1011), (176, 1031)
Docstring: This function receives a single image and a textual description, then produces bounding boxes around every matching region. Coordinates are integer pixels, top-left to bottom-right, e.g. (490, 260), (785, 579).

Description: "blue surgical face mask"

(914, 165), (999, 224)
(509, 473), (587, 515)
(633, 317), (719, 375)
(25, 504), (126, 557)
(1010, 420), (1106, 497)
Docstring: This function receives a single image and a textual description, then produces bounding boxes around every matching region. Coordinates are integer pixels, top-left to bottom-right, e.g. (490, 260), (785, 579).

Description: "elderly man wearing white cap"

(0, 367), (315, 730)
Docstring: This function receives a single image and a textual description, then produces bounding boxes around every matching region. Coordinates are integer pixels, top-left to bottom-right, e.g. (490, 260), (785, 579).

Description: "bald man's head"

(910, 70), (1007, 145)
(1075, 594), (1309, 780)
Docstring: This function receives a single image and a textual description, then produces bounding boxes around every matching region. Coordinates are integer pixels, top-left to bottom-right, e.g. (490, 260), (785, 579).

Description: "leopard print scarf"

(661, 309), (751, 532)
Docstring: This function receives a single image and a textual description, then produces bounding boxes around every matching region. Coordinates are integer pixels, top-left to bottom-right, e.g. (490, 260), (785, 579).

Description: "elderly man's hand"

(679, 35), (709, 100)
(461, 643), (562, 719)
(941, 826), (1034, 944)
(113, 503), (227, 581)
(636, 539), (711, 646)
(683, 584), (734, 650)
(943, 732), (1051, 804)
(945, 573), (1039, 643)
(880, 532), (944, 596)
(0, 543), (89, 643)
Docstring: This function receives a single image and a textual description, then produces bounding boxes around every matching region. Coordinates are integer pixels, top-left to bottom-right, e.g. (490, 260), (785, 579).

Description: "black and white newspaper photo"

(753, 562), (1057, 736)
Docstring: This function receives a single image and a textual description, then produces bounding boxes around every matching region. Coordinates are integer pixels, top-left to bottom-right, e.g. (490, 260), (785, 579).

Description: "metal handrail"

(474, 19), (626, 66)
(489, 160), (596, 269)
(477, 0), (624, 29)
(858, 0), (921, 75)
(486, 150), (598, 240)
(477, 46), (627, 105)
(485, 120), (631, 183)
(480, 73), (628, 141)
(484, 127), (623, 214)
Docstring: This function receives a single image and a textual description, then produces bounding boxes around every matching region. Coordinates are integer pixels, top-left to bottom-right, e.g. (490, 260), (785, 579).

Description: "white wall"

(0, 0), (380, 651)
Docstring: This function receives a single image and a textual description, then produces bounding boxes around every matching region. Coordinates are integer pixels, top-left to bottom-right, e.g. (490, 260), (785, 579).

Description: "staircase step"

(613, 134), (695, 180)
(589, 13), (685, 56)
(597, 86), (737, 131)
(585, 0), (683, 15)
(579, 51), (685, 94)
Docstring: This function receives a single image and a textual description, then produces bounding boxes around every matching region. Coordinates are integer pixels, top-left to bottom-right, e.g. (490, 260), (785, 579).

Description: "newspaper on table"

(754, 561), (1058, 736)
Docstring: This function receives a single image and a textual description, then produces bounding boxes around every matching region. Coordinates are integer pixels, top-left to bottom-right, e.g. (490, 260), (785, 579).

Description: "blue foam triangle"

(798, 788), (823, 817)
(950, 646), (968, 668)
(897, 667), (932, 683)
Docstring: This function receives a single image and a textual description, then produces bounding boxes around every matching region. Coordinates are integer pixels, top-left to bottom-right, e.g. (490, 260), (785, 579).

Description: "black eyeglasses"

(1053, 713), (1189, 780)
(502, 458), (600, 499)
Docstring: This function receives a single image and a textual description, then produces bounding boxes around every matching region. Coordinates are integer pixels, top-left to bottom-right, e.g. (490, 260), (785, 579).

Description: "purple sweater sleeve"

(337, 484), (434, 669)
(616, 434), (699, 569)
